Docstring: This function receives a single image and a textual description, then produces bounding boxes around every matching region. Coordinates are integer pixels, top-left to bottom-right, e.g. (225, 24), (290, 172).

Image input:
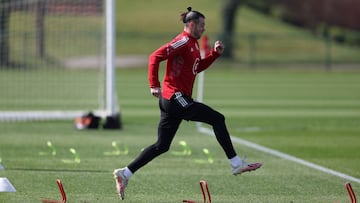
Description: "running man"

(113, 7), (262, 200)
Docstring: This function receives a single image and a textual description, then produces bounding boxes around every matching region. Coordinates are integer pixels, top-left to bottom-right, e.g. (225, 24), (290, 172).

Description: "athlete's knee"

(217, 112), (225, 121)
(154, 142), (171, 154)
(211, 111), (225, 124)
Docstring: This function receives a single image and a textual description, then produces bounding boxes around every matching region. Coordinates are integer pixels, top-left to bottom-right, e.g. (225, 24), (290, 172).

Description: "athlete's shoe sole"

(232, 162), (262, 175)
(113, 168), (128, 200)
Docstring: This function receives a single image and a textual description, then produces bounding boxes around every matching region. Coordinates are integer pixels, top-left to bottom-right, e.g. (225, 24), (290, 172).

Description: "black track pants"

(127, 93), (237, 173)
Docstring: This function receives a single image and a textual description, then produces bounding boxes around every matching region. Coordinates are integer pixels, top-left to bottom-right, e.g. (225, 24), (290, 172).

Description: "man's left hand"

(214, 40), (224, 54)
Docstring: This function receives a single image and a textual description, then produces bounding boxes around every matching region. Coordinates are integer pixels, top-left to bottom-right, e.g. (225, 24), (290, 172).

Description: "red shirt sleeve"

(148, 36), (188, 88)
(148, 45), (166, 88)
(196, 49), (221, 73)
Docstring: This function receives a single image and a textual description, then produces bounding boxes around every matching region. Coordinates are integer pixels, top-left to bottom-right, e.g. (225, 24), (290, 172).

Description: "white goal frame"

(0, 0), (119, 122)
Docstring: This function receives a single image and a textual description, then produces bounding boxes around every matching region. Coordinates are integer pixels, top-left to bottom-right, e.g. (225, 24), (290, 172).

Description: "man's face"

(190, 17), (205, 39)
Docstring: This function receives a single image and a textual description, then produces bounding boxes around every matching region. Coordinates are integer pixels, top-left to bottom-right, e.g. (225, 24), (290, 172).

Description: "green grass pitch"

(2, 1), (360, 202)
(1, 66), (360, 202)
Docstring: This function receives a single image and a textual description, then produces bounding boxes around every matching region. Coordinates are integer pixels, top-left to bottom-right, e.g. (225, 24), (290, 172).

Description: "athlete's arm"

(148, 36), (188, 97)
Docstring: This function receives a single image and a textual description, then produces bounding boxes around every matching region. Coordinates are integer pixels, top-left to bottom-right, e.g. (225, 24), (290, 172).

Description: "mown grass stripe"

(197, 126), (360, 184)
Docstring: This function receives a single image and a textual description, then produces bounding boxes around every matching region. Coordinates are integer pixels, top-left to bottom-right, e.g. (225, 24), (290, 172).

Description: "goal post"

(0, 0), (121, 128)
(103, 0), (121, 129)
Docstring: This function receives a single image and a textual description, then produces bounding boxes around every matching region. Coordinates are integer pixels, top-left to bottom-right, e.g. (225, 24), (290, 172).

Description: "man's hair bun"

(181, 7), (205, 23)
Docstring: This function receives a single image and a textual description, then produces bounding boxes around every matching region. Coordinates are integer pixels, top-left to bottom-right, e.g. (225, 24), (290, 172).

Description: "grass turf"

(1, 67), (359, 202)
(2, 1), (360, 202)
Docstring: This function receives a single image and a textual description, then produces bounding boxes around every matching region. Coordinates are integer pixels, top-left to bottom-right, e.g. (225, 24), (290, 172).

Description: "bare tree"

(219, 0), (242, 59)
(0, 0), (46, 68)
(0, 0), (10, 66)
(35, 1), (46, 58)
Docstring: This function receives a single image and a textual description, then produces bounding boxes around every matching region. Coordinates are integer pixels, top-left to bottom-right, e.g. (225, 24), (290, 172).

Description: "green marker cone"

(104, 141), (129, 156)
(70, 148), (81, 163)
(194, 148), (214, 164)
(171, 140), (192, 156)
(47, 141), (57, 156)
(62, 148), (80, 164)
(39, 141), (56, 156)
(203, 148), (214, 164)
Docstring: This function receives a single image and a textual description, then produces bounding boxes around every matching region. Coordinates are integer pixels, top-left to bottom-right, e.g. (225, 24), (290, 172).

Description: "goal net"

(0, 0), (119, 124)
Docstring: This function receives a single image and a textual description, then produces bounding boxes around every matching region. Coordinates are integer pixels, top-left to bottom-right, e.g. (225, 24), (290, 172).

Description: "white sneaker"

(232, 160), (262, 175)
(113, 168), (129, 200)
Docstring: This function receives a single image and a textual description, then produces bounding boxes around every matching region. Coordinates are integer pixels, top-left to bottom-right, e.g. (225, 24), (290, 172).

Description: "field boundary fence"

(231, 32), (360, 70)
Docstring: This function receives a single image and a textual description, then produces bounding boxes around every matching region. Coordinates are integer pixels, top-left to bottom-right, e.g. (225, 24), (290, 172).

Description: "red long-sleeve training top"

(148, 31), (221, 100)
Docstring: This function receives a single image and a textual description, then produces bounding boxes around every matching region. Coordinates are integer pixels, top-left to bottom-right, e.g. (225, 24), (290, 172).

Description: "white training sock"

(229, 156), (243, 168)
(124, 167), (133, 179)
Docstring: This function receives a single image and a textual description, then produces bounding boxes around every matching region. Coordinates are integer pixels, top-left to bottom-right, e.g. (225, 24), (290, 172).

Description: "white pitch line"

(197, 126), (360, 184)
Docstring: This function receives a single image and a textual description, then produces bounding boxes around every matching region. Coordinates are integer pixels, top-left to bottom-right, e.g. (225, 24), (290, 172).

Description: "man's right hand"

(150, 87), (161, 98)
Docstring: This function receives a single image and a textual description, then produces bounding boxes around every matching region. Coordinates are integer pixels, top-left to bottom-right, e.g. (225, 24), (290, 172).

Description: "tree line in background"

(0, 0), (101, 68)
(220, 0), (360, 58)
(1, 0), (359, 65)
